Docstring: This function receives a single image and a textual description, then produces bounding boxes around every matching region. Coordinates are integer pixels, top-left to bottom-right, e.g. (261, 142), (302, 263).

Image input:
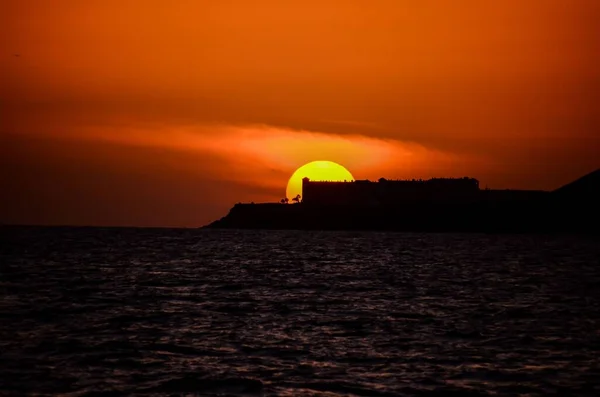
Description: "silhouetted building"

(302, 176), (481, 206)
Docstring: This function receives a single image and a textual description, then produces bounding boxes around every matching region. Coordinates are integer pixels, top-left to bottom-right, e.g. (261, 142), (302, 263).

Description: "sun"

(285, 161), (354, 201)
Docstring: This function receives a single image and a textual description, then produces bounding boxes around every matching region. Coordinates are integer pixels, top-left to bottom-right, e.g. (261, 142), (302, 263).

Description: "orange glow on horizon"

(10, 122), (469, 197)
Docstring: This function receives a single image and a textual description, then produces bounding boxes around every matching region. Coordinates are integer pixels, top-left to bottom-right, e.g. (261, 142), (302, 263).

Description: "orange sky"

(1, 0), (599, 227)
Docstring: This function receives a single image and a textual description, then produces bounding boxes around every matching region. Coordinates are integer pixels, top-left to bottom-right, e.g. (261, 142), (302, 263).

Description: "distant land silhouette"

(205, 169), (600, 233)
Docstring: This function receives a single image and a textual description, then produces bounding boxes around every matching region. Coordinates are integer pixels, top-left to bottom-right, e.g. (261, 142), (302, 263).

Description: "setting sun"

(286, 161), (354, 201)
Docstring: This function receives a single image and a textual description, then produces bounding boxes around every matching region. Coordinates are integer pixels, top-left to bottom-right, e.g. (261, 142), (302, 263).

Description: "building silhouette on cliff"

(206, 168), (599, 233)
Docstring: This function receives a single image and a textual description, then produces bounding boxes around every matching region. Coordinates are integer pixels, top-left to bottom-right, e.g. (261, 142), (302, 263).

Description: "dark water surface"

(1, 227), (600, 396)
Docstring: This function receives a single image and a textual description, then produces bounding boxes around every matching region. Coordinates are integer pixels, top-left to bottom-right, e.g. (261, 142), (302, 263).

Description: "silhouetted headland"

(205, 169), (600, 233)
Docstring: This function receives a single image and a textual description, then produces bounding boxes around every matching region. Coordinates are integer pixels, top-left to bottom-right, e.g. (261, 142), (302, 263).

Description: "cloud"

(16, 120), (476, 185)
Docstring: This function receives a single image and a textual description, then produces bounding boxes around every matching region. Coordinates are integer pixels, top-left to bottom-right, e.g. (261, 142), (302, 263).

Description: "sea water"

(1, 227), (599, 396)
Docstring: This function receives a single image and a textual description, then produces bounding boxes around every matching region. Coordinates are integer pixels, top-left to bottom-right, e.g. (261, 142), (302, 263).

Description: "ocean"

(1, 227), (599, 396)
